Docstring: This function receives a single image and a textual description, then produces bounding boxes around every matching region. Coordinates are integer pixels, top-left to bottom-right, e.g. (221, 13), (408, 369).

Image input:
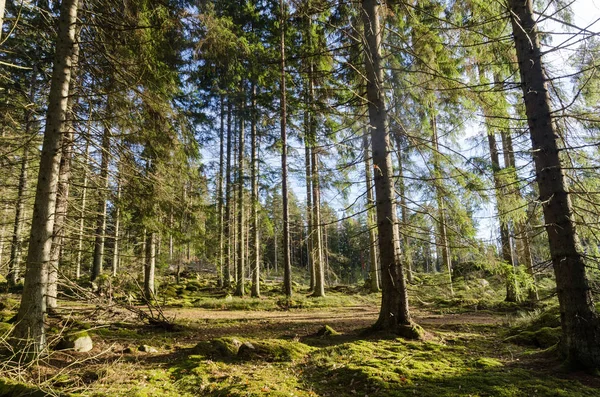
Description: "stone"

(138, 344), (158, 353)
(57, 332), (93, 352)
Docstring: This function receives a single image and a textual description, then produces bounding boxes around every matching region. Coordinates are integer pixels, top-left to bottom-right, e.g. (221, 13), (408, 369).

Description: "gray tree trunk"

(361, 0), (414, 334)
(280, 0), (292, 297)
(76, 141), (90, 279)
(363, 131), (380, 292)
(250, 85), (260, 298)
(13, 0), (80, 352)
(112, 174), (121, 277)
(8, 142), (30, 286)
(392, 131), (413, 284)
(91, 102), (111, 281)
(217, 94), (225, 287)
(431, 110), (453, 295)
(486, 126), (518, 302)
(223, 99), (233, 288)
(143, 231), (156, 301)
(509, 0), (600, 368)
(235, 97), (246, 297)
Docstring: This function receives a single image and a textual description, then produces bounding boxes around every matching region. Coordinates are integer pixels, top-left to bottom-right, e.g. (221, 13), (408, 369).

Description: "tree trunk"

(8, 141), (30, 286)
(392, 131), (413, 284)
(144, 231), (156, 301)
(509, 0), (600, 368)
(13, 0), (79, 352)
(486, 125), (518, 302)
(499, 126), (537, 301)
(91, 99), (112, 282)
(309, 64), (325, 298)
(250, 85), (260, 298)
(235, 96), (246, 297)
(361, 0), (414, 335)
(76, 141), (89, 280)
(363, 132), (380, 292)
(224, 99), (233, 288)
(217, 94), (225, 287)
(47, 129), (74, 310)
(112, 173), (121, 277)
(304, 108), (314, 291)
(431, 109), (454, 295)
(280, 0), (292, 297)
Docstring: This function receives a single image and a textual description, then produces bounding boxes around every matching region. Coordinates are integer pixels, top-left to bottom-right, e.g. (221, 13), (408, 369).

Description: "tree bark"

(224, 99), (233, 288)
(509, 0), (600, 368)
(392, 131), (413, 284)
(112, 173), (121, 277)
(250, 84), (260, 298)
(363, 131), (380, 292)
(8, 141), (30, 286)
(235, 94), (246, 297)
(143, 231), (156, 301)
(361, 0), (414, 335)
(13, 0), (80, 352)
(76, 141), (90, 280)
(280, 0), (292, 297)
(91, 98), (112, 282)
(217, 94), (225, 287)
(430, 109), (453, 295)
(486, 126), (518, 302)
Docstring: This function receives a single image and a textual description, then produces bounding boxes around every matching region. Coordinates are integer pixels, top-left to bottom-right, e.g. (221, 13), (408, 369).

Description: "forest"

(1, 0), (600, 395)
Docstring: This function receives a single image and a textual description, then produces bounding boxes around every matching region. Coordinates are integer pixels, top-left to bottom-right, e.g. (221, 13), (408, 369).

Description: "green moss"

(507, 327), (561, 348)
(473, 357), (503, 368)
(0, 322), (11, 334)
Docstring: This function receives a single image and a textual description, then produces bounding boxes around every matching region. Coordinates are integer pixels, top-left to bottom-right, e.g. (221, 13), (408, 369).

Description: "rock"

(478, 279), (490, 288)
(57, 332), (93, 352)
(138, 344), (158, 353)
(237, 341), (256, 357)
(315, 325), (339, 337)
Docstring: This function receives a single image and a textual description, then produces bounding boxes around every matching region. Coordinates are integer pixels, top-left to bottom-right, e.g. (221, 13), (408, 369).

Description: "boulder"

(57, 332), (93, 352)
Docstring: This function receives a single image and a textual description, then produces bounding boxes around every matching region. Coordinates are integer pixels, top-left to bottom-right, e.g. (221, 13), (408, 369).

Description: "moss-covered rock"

(315, 325), (339, 336)
(191, 337), (243, 358)
(56, 330), (93, 352)
(506, 326), (561, 348)
(237, 339), (313, 362)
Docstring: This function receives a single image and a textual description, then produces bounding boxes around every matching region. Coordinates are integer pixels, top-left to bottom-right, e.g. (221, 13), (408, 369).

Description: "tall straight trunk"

(499, 126), (537, 301)
(217, 94), (225, 287)
(223, 99), (233, 288)
(509, 0), (600, 368)
(392, 132), (413, 284)
(363, 132), (379, 292)
(47, 130), (74, 310)
(48, 27), (80, 309)
(112, 173), (121, 277)
(304, 131), (315, 290)
(76, 141), (90, 279)
(280, 0), (292, 297)
(91, 98), (111, 281)
(144, 231), (156, 301)
(0, 204), (8, 275)
(361, 0), (414, 335)
(309, 65), (325, 298)
(8, 70), (37, 286)
(14, 0), (80, 351)
(235, 98), (245, 296)
(250, 85), (260, 298)
(8, 141), (30, 286)
(431, 110), (453, 295)
(486, 127), (518, 302)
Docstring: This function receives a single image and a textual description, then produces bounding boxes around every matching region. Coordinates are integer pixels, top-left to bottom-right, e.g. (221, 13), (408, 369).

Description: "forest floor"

(1, 273), (600, 396)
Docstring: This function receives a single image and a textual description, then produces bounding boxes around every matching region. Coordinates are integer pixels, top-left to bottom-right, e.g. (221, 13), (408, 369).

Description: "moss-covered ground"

(0, 272), (599, 396)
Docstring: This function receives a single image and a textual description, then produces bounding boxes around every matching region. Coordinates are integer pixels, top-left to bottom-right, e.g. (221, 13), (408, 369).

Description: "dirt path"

(161, 305), (504, 341)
